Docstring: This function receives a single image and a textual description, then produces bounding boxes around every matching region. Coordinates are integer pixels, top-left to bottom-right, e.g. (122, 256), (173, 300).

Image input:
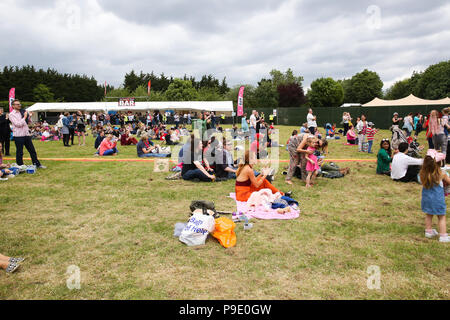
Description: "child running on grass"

(305, 137), (320, 188)
(419, 153), (450, 242)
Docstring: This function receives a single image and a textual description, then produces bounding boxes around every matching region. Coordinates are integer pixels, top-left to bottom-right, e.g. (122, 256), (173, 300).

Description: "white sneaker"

(439, 235), (450, 243)
(0, 177), (8, 181)
(425, 229), (439, 238)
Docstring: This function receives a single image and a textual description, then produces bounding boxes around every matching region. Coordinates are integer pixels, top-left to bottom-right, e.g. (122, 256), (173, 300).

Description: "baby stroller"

(391, 126), (421, 158)
(324, 123), (334, 137)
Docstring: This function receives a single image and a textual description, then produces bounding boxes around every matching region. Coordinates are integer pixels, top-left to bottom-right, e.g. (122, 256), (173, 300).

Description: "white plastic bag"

(179, 213), (215, 246)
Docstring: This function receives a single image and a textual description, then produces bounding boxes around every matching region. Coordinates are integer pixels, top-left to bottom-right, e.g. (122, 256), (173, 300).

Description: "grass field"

(0, 126), (449, 300)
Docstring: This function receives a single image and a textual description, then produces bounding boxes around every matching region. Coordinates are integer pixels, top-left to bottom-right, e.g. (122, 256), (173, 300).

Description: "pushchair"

(391, 126), (421, 158)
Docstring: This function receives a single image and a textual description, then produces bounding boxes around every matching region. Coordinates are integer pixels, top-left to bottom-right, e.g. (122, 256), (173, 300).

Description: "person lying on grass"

(0, 253), (24, 273)
(0, 142), (15, 180)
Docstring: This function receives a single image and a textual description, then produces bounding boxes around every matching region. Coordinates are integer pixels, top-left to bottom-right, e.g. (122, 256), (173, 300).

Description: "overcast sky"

(0, 0), (449, 92)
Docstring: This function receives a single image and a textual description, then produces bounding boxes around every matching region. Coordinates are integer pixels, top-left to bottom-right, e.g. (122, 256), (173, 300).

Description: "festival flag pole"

(9, 88), (15, 112)
(237, 86), (245, 125)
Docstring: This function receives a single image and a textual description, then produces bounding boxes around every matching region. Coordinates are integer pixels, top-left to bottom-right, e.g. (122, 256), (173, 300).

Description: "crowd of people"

(2, 103), (450, 273)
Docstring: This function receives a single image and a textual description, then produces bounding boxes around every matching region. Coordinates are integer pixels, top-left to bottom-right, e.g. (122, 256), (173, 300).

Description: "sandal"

(6, 262), (20, 273)
(9, 257), (25, 264)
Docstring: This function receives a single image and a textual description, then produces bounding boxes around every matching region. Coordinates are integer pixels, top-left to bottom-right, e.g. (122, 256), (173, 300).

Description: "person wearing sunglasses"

(8, 100), (46, 169)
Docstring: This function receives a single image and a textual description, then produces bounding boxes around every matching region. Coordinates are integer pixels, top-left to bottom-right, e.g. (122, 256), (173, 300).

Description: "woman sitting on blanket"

(235, 150), (284, 202)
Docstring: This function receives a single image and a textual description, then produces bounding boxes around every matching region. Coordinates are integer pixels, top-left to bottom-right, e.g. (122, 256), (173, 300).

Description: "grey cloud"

(0, 0), (449, 92)
(96, 0), (283, 31)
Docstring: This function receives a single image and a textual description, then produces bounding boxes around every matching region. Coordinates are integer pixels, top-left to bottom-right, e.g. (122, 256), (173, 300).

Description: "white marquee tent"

(27, 101), (234, 113)
(362, 94), (450, 107)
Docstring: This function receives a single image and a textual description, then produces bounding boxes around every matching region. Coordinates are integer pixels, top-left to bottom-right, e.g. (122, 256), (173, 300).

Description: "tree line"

(1, 60), (448, 109)
(0, 65), (104, 103)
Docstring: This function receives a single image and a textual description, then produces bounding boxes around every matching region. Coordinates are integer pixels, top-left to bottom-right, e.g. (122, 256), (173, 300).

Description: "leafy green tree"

(123, 70), (140, 92)
(33, 84), (54, 102)
(345, 69), (383, 104)
(415, 60), (450, 99)
(337, 78), (351, 101)
(384, 79), (411, 100)
(197, 87), (224, 101)
(148, 91), (167, 101)
(254, 79), (279, 109)
(277, 83), (307, 108)
(269, 68), (304, 88)
(165, 79), (199, 101)
(308, 77), (344, 108)
(226, 85), (257, 109)
(132, 85), (148, 97)
(0, 65), (103, 102)
(219, 77), (230, 95)
(106, 87), (131, 99)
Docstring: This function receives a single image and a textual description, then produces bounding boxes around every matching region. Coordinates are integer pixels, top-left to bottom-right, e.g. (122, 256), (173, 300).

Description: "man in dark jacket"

(0, 108), (11, 155)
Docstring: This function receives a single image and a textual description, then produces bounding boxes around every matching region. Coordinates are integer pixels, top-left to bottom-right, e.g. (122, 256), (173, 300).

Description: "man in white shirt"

(249, 110), (257, 142)
(307, 109), (317, 135)
(391, 142), (423, 182)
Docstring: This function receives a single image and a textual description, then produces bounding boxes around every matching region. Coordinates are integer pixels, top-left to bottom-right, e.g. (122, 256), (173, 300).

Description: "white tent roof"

(27, 101), (234, 113)
(363, 94), (450, 107)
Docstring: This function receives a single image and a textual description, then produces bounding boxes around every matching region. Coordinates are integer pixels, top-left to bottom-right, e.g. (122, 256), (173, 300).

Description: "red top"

(99, 139), (117, 156)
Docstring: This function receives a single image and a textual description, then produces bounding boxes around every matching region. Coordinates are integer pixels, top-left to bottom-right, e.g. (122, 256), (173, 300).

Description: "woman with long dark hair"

(181, 134), (215, 182)
(377, 138), (393, 175)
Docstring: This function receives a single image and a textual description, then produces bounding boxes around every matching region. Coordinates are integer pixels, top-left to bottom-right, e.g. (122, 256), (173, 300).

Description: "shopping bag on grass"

(179, 212), (215, 246)
(212, 217), (236, 248)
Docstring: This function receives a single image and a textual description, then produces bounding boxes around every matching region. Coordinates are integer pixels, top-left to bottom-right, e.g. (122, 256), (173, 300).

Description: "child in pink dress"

(305, 138), (320, 188)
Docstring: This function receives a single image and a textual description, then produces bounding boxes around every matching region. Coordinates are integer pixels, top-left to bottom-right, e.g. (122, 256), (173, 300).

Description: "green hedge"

(242, 105), (447, 129)
(0, 101), (35, 112)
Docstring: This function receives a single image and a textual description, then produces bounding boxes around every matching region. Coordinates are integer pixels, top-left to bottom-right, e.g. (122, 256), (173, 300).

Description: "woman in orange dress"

(235, 150), (284, 202)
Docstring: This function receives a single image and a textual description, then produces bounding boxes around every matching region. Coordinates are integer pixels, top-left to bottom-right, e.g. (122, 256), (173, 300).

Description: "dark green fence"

(242, 105), (447, 129)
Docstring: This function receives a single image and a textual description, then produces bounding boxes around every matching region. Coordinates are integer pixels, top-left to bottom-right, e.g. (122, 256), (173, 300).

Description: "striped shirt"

(9, 109), (31, 137)
(366, 127), (378, 141)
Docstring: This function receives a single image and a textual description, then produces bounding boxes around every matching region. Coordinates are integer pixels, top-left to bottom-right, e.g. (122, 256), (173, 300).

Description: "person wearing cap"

(392, 113), (402, 128)
(365, 122), (378, 154)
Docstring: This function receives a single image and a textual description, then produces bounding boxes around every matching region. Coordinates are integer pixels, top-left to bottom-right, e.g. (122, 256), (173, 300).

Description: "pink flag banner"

(237, 86), (245, 116)
(148, 80), (151, 96)
(9, 88), (15, 112)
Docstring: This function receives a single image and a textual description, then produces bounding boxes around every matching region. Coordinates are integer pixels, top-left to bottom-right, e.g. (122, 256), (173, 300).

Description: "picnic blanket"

(229, 193), (300, 220)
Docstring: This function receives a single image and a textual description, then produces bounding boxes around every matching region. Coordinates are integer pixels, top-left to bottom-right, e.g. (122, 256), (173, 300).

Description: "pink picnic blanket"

(229, 193), (300, 220)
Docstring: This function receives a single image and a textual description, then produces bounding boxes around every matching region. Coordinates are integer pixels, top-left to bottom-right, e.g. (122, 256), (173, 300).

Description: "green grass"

(0, 126), (449, 300)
